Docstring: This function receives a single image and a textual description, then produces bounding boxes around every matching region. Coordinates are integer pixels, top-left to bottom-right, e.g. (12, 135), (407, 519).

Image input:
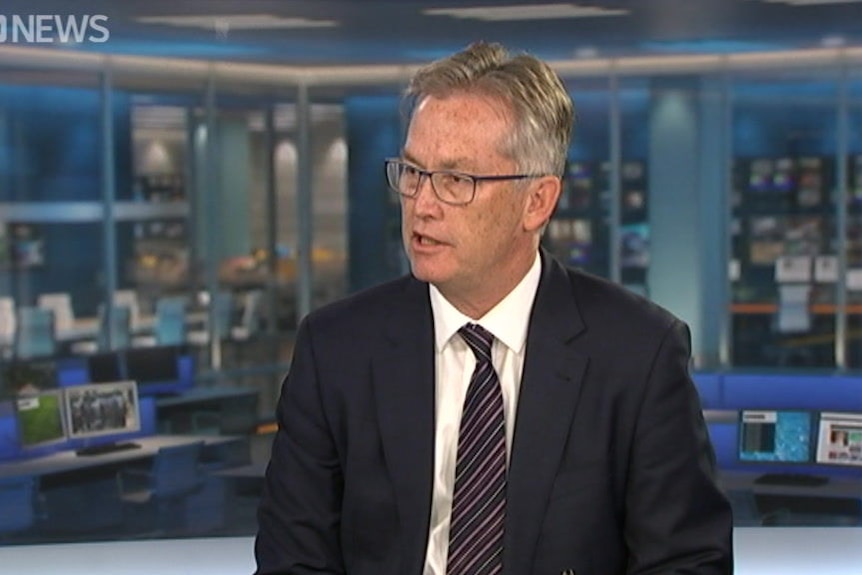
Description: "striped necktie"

(446, 323), (506, 575)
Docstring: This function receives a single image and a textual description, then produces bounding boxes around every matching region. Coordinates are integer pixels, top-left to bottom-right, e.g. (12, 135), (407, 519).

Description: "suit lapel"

(504, 253), (589, 575)
(371, 277), (436, 575)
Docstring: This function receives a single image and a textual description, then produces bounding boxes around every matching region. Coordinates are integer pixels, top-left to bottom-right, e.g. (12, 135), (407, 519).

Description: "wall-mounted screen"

(15, 389), (67, 449)
(815, 411), (862, 467)
(65, 381), (140, 440)
(738, 409), (814, 463)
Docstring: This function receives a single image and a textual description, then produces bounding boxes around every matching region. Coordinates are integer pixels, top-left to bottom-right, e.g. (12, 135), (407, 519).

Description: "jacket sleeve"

(254, 316), (345, 575)
(624, 320), (734, 575)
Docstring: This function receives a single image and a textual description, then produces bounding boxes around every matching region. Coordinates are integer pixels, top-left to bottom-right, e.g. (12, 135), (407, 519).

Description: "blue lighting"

(75, 40), (269, 59)
(643, 39), (785, 54)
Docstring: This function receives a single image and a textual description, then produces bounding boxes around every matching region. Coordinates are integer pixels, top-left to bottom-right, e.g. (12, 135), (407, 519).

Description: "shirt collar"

(429, 251), (541, 354)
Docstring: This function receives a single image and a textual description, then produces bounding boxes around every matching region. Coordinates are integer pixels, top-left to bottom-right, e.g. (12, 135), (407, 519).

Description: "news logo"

(0, 14), (110, 44)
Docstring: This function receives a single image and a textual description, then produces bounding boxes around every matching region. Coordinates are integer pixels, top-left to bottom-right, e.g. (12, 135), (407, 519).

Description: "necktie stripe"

(446, 323), (506, 575)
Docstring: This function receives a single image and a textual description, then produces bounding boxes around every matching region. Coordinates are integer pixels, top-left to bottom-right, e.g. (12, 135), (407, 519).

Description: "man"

(255, 41), (733, 575)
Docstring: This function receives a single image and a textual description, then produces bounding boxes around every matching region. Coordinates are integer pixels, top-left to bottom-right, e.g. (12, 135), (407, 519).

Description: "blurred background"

(0, 0), (860, 566)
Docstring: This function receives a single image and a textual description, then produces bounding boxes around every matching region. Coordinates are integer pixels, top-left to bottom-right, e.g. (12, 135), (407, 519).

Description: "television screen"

(15, 389), (67, 449)
(738, 409), (814, 463)
(815, 411), (862, 467)
(65, 381), (140, 440)
(8, 223), (45, 269)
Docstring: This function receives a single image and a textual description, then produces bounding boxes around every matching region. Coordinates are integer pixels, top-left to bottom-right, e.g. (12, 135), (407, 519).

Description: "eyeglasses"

(384, 158), (543, 206)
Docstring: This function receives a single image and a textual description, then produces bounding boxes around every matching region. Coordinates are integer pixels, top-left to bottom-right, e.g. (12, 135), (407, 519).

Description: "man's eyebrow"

(401, 151), (477, 172)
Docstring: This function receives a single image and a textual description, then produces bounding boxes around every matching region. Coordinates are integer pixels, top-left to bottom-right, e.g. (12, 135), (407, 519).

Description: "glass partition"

(729, 69), (842, 368)
(846, 67), (862, 369)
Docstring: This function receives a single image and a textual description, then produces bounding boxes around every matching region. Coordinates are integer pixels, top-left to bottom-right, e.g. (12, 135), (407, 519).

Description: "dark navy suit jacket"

(255, 252), (733, 575)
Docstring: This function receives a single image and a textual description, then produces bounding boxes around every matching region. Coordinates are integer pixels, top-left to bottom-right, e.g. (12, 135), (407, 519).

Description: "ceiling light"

(821, 35), (846, 47)
(757, 0), (862, 5)
(423, 3), (628, 21)
(136, 14), (337, 30)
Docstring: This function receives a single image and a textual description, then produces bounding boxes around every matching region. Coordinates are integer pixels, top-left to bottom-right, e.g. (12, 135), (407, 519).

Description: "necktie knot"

(458, 323), (493, 363)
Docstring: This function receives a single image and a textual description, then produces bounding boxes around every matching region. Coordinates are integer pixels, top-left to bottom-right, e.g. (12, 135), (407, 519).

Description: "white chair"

(113, 290), (143, 331)
(0, 297), (15, 357)
(231, 290), (263, 341)
(37, 293), (74, 333)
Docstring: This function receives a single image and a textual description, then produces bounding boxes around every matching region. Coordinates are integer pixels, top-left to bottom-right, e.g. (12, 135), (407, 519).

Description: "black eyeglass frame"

(384, 158), (546, 206)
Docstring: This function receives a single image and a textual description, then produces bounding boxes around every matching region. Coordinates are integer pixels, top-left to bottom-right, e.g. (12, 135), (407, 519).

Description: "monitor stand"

(753, 472), (830, 487)
(75, 441), (141, 457)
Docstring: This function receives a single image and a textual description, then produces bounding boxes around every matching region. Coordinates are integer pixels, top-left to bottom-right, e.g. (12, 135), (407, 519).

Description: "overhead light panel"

(756, 0), (862, 5)
(136, 14), (338, 30)
(424, 3), (628, 21)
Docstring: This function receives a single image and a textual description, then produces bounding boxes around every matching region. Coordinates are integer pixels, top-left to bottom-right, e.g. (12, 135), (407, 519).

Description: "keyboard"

(75, 441), (142, 457)
(753, 473), (829, 487)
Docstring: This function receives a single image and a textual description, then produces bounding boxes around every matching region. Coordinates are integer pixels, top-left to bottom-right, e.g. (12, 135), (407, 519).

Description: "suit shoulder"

(565, 267), (681, 333)
(303, 275), (419, 333)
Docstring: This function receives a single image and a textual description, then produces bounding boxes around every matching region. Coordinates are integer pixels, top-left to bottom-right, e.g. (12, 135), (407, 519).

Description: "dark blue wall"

(0, 85), (132, 314)
(345, 95), (403, 292)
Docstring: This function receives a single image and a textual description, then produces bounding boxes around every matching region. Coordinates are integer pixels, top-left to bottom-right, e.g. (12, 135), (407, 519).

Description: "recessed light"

(423, 3), (628, 21)
(136, 14), (337, 30)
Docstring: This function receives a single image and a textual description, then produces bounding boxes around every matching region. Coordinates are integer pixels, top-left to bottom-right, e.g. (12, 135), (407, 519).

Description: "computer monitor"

(124, 346), (179, 385)
(14, 389), (67, 449)
(738, 409), (814, 463)
(64, 380), (140, 440)
(87, 352), (124, 383)
(815, 411), (862, 467)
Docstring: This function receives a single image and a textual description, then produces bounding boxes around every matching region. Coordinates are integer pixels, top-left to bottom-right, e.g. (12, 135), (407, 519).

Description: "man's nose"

(412, 174), (439, 213)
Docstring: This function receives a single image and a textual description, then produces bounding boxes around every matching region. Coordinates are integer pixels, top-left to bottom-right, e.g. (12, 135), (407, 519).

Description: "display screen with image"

(15, 389), (67, 449)
(65, 381), (140, 440)
(738, 409), (814, 463)
(815, 411), (862, 467)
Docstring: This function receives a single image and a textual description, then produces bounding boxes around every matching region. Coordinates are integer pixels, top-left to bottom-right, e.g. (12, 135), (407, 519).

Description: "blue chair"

(116, 441), (205, 533)
(0, 475), (39, 539)
(101, 304), (132, 351)
(156, 296), (188, 346)
(14, 307), (57, 359)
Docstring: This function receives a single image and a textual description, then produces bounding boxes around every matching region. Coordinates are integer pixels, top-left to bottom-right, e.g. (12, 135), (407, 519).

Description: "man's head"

(394, 42), (575, 316)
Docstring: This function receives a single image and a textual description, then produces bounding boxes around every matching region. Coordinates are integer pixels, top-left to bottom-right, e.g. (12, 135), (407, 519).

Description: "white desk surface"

(0, 435), (238, 479)
(1, 528), (861, 575)
(155, 385), (259, 408)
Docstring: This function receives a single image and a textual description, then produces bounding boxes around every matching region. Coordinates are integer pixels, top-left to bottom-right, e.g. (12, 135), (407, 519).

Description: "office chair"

(116, 440), (205, 534)
(71, 304), (132, 355)
(132, 296), (187, 348)
(231, 290), (263, 341)
(37, 292), (75, 334)
(188, 291), (234, 346)
(14, 307), (57, 359)
(155, 296), (188, 346)
(0, 475), (40, 539)
(0, 296), (15, 358)
(113, 289), (143, 332)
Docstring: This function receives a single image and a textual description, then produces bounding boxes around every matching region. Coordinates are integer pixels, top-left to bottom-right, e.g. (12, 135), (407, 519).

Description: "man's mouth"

(414, 233), (443, 246)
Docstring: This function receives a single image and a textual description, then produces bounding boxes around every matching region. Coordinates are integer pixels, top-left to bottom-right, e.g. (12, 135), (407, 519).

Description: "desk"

(0, 435), (246, 481)
(156, 386), (259, 435)
(720, 471), (862, 499)
(55, 317), (99, 343)
(721, 471), (862, 525)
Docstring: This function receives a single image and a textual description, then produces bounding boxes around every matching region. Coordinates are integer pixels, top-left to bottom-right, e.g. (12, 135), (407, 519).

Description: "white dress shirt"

(422, 252), (542, 575)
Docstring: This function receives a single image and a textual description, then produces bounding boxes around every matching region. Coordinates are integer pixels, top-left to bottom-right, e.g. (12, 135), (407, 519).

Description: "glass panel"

(846, 67), (862, 369)
(730, 69), (841, 368)
(618, 79), (651, 298)
(547, 78), (612, 279)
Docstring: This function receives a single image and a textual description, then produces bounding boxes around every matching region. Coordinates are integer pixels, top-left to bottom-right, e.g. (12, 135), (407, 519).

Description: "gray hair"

(405, 41), (574, 176)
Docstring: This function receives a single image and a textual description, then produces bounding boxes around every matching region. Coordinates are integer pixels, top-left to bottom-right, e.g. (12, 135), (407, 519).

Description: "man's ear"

(523, 175), (562, 232)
